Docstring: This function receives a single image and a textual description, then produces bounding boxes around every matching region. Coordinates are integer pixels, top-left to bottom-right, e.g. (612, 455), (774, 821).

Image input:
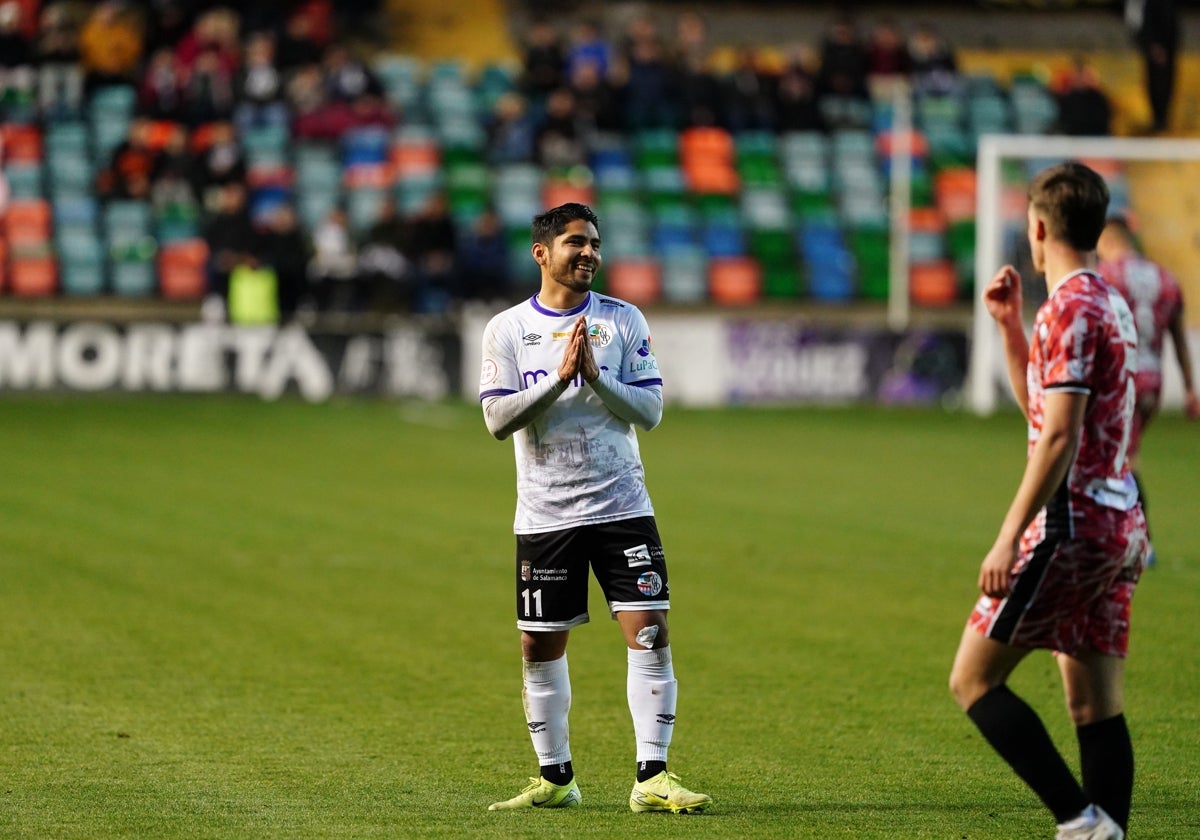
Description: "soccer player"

(479, 203), (711, 814)
(949, 163), (1148, 840)
(1096, 215), (1199, 562)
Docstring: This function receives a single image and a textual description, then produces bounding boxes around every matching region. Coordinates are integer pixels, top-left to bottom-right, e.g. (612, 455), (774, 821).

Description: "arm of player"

(588, 373), (663, 431)
(984, 265), (1032, 420)
(1167, 307), (1200, 420)
(978, 389), (1086, 598)
(482, 375), (571, 440)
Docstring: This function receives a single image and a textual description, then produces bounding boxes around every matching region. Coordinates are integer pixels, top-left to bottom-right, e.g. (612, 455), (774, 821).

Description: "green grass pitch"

(1, 395), (1197, 839)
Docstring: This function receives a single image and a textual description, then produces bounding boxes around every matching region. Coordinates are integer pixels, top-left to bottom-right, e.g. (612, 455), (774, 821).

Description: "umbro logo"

(657, 714), (676, 725)
(523, 333), (542, 346)
(527, 720), (547, 733)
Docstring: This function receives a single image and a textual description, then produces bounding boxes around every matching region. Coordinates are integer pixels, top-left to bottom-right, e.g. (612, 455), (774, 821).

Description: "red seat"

(603, 258), (661, 305)
(158, 239), (209, 300)
(9, 255), (57, 297)
(910, 260), (958, 306)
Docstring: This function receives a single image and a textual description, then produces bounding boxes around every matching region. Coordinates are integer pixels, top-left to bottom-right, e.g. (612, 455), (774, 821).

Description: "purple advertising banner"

(725, 321), (967, 405)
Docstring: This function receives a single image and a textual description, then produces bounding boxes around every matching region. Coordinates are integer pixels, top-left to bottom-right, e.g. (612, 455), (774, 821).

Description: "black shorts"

(514, 516), (670, 631)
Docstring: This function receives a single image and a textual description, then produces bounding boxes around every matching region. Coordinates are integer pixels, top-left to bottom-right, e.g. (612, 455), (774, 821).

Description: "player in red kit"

(1096, 215), (1198, 564)
(949, 162), (1148, 840)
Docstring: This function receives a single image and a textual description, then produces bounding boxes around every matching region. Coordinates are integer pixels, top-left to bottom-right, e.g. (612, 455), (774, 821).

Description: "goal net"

(967, 134), (1200, 414)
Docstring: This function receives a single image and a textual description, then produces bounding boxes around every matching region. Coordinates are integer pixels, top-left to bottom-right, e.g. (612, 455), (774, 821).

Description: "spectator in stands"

(457, 206), (510, 303)
(254, 203), (312, 320)
(720, 45), (776, 133)
(866, 19), (910, 82)
(775, 44), (824, 133)
(817, 14), (868, 100)
(322, 43), (383, 103)
(181, 41), (237, 125)
(0, 1), (37, 120)
(357, 197), (413, 312)
(673, 11), (721, 129)
(615, 14), (677, 131)
(78, 1), (145, 96)
(565, 18), (611, 85)
(1054, 57), (1112, 136)
(148, 126), (199, 217)
(907, 23), (959, 97)
(535, 86), (586, 169)
(520, 18), (565, 107)
(569, 58), (622, 136)
(96, 117), (161, 200)
(143, 0), (192, 52)
(1126, 0), (1180, 134)
(486, 91), (538, 165)
(138, 46), (186, 121)
(204, 181), (256, 307)
(406, 191), (458, 313)
(308, 205), (359, 312)
(175, 7), (239, 81)
(35, 1), (84, 120)
(234, 31), (289, 132)
(275, 8), (324, 74)
(190, 120), (246, 209)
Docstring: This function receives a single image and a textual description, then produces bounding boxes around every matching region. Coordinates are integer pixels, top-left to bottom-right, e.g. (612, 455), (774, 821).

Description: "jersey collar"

(1049, 268), (1099, 298)
(530, 291), (591, 317)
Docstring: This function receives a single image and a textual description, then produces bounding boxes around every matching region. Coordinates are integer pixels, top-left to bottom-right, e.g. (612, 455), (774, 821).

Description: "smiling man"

(479, 203), (711, 814)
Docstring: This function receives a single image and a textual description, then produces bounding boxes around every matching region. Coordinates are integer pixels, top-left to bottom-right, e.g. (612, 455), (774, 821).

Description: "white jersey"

(479, 292), (663, 534)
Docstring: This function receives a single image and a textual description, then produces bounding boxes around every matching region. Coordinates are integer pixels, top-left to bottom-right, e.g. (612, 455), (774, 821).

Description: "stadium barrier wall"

(0, 313), (967, 407)
(4, 315), (1194, 409)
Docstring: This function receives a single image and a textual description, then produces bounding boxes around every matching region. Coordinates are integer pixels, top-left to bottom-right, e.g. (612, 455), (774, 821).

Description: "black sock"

(1078, 714), (1133, 831)
(966, 685), (1089, 823)
(541, 761), (572, 785)
(636, 760), (666, 782)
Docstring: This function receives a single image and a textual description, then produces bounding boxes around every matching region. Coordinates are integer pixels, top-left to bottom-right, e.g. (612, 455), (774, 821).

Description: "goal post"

(967, 134), (1200, 415)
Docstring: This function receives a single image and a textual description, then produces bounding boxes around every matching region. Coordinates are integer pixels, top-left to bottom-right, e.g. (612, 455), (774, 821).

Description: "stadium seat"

(4, 162), (42, 198)
(708, 256), (761, 306)
(158, 239), (209, 300)
(660, 244), (708, 304)
(1, 123), (42, 163)
(604, 258), (662, 306)
(8, 254), (57, 296)
(3, 198), (52, 247)
(910, 260), (958, 306)
(542, 179), (595, 211)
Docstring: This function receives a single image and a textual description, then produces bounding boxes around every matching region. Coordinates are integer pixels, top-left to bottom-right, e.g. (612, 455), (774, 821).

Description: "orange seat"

(680, 127), (734, 163)
(603, 258), (662, 305)
(909, 206), (947, 234)
(909, 260), (958, 306)
(390, 143), (441, 176)
(343, 162), (394, 189)
(934, 167), (977, 222)
(683, 161), (740, 195)
(159, 239), (209, 300)
(708, 256), (762, 306)
(876, 129), (929, 158)
(541, 181), (594, 210)
(3, 199), (53, 247)
(9, 255), (57, 297)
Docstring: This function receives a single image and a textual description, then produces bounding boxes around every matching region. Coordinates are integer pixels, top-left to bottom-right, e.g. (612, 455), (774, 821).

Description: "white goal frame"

(967, 134), (1200, 415)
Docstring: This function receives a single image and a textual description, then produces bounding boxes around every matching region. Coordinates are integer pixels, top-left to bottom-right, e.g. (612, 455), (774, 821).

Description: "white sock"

(627, 645), (677, 764)
(522, 655), (571, 766)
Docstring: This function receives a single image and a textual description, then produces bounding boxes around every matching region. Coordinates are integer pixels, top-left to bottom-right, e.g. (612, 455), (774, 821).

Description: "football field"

(2, 395), (1197, 839)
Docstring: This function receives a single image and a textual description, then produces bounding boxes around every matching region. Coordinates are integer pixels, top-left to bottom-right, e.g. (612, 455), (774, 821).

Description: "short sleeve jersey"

(1098, 253), (1183, 376)
(1027, 270), (1139, 533)
(479, 292), (664, 534)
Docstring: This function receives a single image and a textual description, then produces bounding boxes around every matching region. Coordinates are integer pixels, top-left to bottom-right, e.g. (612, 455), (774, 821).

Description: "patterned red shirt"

(1025, 269), (1139, 541)
(1098, 253), (1183, 377)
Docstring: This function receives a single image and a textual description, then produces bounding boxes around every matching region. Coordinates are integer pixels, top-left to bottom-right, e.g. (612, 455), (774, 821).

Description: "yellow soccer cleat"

(488, 776), (582, 811)
(629, 771), (711, 814)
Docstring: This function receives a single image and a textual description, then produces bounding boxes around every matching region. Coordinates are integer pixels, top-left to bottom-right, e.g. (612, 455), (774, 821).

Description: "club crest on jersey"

(637, 571), (663, 597)
(587, 323), (613, 348)
(520, 561), (532, 581)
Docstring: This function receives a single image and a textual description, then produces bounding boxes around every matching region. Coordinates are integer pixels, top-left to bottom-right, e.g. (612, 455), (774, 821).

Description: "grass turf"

(1, 395), (1197, 838)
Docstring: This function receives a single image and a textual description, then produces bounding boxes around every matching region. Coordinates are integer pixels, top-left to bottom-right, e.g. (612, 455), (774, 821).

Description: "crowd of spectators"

(0, 2), (1127, 321)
